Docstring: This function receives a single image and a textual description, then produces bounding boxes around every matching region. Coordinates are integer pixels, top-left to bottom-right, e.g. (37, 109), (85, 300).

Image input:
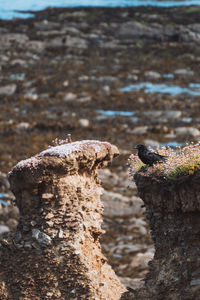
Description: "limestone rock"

(0, 84), (17, 95)
(102, 191), (144, 216)
(121, 168), (200, 299)
(34, 21), (60, 31)
(144, 71), (161, 79)
(0, 140), (125, 300)
(175, 127), (200, 137)
(64, 92), (77, 101)
(78, 118), (90, 128)
(0, 225), (9, 235)
(0, 33), (29, 49)
(48, 36), (88, 48)
(132, 126), (148, 135)
(119, 22), (163, 40)
(16, 122), (31, 132)
(174, 68), (194, 76)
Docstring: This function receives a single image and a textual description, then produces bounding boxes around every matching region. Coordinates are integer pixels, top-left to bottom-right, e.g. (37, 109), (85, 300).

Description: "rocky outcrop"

(121, 169), (200, 300)
(0, 140), (126, 300)
(118, 21), (200, 43)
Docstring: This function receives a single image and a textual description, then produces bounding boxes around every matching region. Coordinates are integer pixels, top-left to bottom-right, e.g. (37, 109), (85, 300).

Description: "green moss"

(166, 154), (200, 180)
(129, 143), (200, 181)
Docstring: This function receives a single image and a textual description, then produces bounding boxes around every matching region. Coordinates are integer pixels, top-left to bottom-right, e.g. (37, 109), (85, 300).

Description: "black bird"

(134, 144), (167, 166)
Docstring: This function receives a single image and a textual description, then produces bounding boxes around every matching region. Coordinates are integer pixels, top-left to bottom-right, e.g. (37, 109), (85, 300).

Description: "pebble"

(132, 126), (148, 135)
(78, 75), (89, 81)
(32, 229), (52, 246)
(181, 117), (192, 123)
(127, 74), (138, 81)
(103, 85), (110, 94)
(139, 226), (147, 235)
(0, 33), (29, 49)
(138, 97), (145, 103)
(144, 71), (161, 79)
(6, 218), (18, 229)
(49, 36), (88, 49)
(0, 84), (17, 95)
(143, 111), (162, 118)
(111, 243), (145, 254)
(119, 21), (162, 40)
(58, 229), (64, 238)
(164, 132), (176, 139)
(10, 59), (27, 67)
(100, 40), (120, 49)
(78, 93), (92, 103)
(27, 41), (45, 51)
(97, 76), (116, 83)
(119, 277), (144, 289)
(65, 37), (88, 49)
(102, 190), (144, 216)
(63, 26), (81, 35)
(190, 278), (200, 286)
(16, 122), (31, 131)
(34, 20), (60, 31)
(164, 110), (182, 119)
(64, 92), (77, 101)
(0, 172), (10, 189)
(175, 127), (200, 137)
(174, 68), (194, 76)
(24, 90), (38, 101)
(0, 224), (9, 234)
(62, 80), (69, 87)
(130, 249), (154, 269)
(78, 119), (90, 128)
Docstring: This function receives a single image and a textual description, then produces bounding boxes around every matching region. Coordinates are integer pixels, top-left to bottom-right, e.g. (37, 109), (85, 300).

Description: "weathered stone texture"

(0, 140), (125, 300)
(121, 170), (200, 300)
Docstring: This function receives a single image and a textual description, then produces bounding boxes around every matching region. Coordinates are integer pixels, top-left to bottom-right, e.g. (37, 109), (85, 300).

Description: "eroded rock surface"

(1, 5), (200, 294)
(121, 169), (200, 300)
(0, 140), (126, 300)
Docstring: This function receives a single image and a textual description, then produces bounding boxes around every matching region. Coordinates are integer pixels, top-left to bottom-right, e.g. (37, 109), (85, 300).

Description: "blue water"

(161, 141), (184, 147)
(96, 110), (139, 122)
(163, 74), (174, 79)
(11, 73), (26, 80)
(0, 193), (8, 206)
(0, 199), (8, 206)
(96, 110), (135, 116)
(120, 82), (200, 96)
(189, 83), (200, 89)
(1, 0), (200, 20)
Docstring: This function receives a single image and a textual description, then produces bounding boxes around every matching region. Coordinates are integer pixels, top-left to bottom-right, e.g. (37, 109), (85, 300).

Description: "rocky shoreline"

(1, 6), (200, 171)
(0, 5), (200, 289)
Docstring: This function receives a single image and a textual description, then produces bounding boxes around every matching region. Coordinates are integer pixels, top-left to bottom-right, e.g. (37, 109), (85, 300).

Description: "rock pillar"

(121, 170), (200, 300)
(0, 140), (126, 300)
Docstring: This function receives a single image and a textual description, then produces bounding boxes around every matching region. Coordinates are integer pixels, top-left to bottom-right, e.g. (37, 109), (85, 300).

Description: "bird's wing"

(157, 153), (168, 159)
(146, 151), (157, 158)
(147, 151), (166, 161)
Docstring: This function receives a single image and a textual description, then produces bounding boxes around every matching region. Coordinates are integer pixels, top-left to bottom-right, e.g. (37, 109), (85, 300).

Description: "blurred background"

(0, 0), (200, 289)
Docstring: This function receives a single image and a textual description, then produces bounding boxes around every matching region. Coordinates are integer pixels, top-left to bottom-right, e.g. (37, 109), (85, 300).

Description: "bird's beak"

(133, 146), (137, 149)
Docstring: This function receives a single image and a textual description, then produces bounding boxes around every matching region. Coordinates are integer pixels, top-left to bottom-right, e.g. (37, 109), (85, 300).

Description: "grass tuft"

(128, 142), (200, 180)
